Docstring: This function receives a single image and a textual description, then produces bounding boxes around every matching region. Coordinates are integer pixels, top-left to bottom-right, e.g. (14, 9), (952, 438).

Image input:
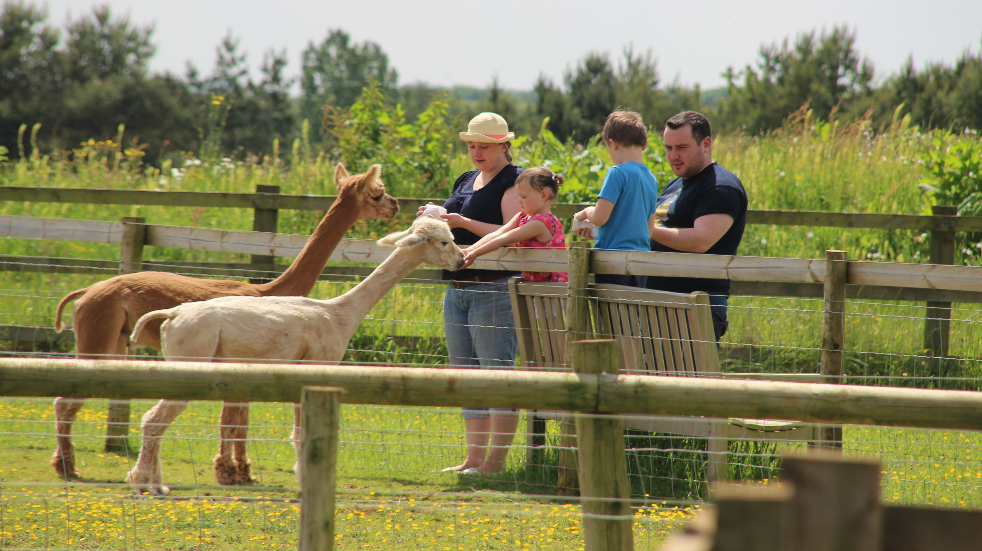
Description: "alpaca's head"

(378, 217), (464, 271)
(334, 163), (400, 220)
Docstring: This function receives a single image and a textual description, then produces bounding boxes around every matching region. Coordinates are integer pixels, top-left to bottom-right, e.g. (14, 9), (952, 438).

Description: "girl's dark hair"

(516, 166), (564, 198)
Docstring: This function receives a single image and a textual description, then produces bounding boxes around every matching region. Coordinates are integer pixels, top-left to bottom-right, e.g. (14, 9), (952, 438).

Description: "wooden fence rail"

(3, 186), (980, 231)
(4, 214), (982, 298)
(4, 357), (982, 430)
(6, 353), (982, 551)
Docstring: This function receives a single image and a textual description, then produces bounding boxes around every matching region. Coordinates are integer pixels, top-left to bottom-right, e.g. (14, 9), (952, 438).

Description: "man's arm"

(649, 213), (733, 253)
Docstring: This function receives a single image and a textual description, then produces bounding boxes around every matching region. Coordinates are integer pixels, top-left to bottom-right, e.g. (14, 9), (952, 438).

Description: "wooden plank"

(509, 278), (536, 370)
(745, 209), (976, 231)
(882, 505), (982, 551)
(538, 295), (560, 369)
(638, 305), (658, 375)
(10, 358), (982, 431)
(675, 305), (696, 375)
(0, 215), (124, 243)
(781, 454), (882, 551)
(545, 296), (566, 368)
(571, 340), (633, 551)
(712, 484), (795, 551)
(526, 295), (546, 369)
(299, 386), (342, 551)
(6, 188), (982, 230)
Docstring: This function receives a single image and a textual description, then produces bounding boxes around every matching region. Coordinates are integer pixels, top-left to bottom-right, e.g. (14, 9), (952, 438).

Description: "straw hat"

(459, 112), (515, 143)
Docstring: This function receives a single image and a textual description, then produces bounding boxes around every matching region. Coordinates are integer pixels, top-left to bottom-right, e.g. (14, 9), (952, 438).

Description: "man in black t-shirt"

(646, 111), (747, 341)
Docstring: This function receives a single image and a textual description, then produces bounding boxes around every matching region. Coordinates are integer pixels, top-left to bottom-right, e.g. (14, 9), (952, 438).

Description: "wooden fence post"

(558, 242), (592, 495)
(250, 185), (280, 284)
(817, 250), (847, 450)
(781, 453), (882, 551)
(572, 339), (632, 551)
(104, 216), (145, 453)
(299, 386), (342, 551)
(923, 205), (956, 377)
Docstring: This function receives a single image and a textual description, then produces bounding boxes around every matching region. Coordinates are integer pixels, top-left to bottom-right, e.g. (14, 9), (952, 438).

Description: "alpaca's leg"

(127, 399), (187, 495)
(232, 404), (256, 484)
(214, 402), (250, 485)
(51, 397), (86, 479)
(292, 402), (302, 488)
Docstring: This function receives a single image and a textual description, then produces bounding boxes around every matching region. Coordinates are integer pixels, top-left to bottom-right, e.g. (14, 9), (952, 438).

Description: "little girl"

(461, 166), (569, 283)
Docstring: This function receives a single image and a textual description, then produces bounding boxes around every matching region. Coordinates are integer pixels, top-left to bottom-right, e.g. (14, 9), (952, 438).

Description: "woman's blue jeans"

(443, 277), (518, 419)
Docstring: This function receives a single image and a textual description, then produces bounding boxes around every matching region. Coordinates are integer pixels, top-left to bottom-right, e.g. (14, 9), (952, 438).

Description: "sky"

(40, 0), (982, 92)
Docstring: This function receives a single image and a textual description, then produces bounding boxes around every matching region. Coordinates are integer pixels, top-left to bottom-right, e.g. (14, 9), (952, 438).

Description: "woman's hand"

(441, 212), (470, 229)
(574, 208), (590, 222)
(417, 202), (435, 217)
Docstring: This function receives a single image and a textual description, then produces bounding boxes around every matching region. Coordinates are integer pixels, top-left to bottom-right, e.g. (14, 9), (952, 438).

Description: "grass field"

(3, 118), (982, 548)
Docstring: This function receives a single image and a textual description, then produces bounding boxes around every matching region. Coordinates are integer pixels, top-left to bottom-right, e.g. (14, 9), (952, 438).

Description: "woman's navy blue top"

(441, 164), (524, 281)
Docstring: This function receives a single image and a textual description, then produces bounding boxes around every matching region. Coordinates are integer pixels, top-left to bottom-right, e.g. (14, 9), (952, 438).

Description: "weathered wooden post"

(572, 340), (632, 551)
(250, 185), (280, 284)
(782, 453), (882, 551)
(923, 205), (956, 378)
(299, 386), (342, 551)
(817, 250), (847, 450)
(558, 242), (592, 495)
(104, 216), (145, 453)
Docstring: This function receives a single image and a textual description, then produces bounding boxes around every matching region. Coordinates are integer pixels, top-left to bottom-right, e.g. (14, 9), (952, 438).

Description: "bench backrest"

(508, 277), (720, 376)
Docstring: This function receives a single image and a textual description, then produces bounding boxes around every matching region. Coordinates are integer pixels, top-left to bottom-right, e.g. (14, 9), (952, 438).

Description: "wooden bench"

(508, 277), (817, 482)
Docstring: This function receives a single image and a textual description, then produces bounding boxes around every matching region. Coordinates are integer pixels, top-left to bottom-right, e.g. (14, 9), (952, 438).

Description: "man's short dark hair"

(602, 111), (647, 147)
(665, 111), (712, 144)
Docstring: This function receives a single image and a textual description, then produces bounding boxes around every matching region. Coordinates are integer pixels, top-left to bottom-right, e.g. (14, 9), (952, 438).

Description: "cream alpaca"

(50, 164), (398, 483)
(126, 217), (464, 495)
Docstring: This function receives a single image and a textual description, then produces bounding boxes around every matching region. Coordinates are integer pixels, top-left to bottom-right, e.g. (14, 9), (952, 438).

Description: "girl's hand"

(460, 249), (479, 270)
(441, 213), (469, 229)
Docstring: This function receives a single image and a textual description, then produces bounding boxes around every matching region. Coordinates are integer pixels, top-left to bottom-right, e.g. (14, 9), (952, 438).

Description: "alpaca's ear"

(377, 228), (409, 246)
(364, 164), (381, 185)
(396, 233), (428, 248)
(334, 163), (349, 185)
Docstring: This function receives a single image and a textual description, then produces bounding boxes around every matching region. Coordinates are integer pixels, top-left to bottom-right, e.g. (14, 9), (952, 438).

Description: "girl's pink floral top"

(515, 213), (569, 283)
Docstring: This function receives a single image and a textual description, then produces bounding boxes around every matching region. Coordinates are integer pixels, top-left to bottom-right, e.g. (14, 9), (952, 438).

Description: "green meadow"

(2, 112), (982, 548)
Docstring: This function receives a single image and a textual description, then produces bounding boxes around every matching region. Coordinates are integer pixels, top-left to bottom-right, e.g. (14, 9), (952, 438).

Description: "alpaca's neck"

(257, 194), (359, 297)
(331, 246), (421, 341)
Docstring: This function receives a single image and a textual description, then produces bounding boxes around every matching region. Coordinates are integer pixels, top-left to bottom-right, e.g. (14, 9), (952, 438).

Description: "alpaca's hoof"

(126, 468), (169, 496)
(213, 454), (239, 486)
(51, 448), (81, 480)
(235, 460), (257, 485)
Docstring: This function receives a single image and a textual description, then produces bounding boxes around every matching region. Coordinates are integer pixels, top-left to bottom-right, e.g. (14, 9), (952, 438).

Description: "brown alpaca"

(50, 163), (399, 482)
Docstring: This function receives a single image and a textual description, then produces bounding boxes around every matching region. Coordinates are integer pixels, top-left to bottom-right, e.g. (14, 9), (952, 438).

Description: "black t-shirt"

(441, 164), (524, 280)
(646, 162), (747, 296)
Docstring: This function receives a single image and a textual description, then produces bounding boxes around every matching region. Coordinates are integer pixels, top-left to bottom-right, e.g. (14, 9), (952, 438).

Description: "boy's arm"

(586, 198), (614, 226)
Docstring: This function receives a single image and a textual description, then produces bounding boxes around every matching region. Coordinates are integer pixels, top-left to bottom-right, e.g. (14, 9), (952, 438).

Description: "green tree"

(300, 29), (397, 134)
(889, 44), (982, 131)
(565, 52), (617, 141)
(719, 25), (874, 134)
(185, 33), (296, 159)
(0, 3), (60, 155)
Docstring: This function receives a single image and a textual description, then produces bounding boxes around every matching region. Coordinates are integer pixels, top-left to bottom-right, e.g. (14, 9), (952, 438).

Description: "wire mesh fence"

(3, 255), (982, 549)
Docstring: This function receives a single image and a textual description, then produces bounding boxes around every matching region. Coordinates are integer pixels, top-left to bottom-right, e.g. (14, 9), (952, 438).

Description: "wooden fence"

(5, 350), (982, 551)
(1, 185), (976, 356)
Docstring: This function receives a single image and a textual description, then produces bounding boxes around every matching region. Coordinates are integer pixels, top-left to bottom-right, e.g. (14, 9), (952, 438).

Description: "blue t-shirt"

(595, 162), (659, 251)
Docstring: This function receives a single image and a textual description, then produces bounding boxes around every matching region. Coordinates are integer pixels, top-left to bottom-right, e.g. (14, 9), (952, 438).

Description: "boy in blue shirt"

(573, 111), (659, 287)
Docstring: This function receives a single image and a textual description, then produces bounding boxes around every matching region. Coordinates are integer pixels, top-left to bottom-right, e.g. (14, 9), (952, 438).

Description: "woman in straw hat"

(418, 112), (523, 475)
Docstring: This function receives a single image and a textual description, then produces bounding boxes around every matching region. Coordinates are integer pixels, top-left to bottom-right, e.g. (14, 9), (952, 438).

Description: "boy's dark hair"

(601, 111), (647, 148)
(665, 111), (712, 144)
(516, 166), (564, 199)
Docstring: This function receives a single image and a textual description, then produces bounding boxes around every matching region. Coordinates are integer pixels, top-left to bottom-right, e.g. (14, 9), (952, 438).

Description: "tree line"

(1, 2), (980, 164)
